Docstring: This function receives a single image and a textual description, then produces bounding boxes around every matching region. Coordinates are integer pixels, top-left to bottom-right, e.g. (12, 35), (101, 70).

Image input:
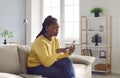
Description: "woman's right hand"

(56, 48), (68, 53)
(56, 45), (75, 54)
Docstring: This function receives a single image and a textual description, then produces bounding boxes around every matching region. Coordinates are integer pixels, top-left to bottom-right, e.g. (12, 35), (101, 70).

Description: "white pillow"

(0, 73), (22, 78)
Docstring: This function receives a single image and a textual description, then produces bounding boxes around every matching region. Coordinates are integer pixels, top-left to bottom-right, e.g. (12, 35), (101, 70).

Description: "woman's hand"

(56, 48), (67, 53)
(56, 45), (75, 54)
(67, 45), (75, 55)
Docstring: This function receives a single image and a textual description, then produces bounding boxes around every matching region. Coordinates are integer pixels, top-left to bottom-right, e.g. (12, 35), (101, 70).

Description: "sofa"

(0, 44), (95, 78)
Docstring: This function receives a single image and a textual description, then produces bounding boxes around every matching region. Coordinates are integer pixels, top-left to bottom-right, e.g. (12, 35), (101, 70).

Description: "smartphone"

(65, 40), (76, 53)
(72, 40), (76, 46)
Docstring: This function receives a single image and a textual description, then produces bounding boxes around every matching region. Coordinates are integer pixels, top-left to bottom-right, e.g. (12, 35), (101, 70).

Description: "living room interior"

(0, 0), (120, 78)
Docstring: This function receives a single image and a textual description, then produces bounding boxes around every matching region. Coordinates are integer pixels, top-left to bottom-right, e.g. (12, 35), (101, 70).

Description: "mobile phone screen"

(72, 40), (76, 45)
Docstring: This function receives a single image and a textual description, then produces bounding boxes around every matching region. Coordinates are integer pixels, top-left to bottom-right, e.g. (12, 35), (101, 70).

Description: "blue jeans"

(27, 58), (75, 78)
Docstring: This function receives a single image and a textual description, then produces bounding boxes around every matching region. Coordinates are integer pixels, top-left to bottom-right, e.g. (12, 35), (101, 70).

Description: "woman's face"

(46, 22), (59, 36)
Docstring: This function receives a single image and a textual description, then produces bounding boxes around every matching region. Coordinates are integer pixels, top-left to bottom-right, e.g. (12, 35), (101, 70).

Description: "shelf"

(81, 16), (112, 73)
(86, 31), (111, 33)
(86, 17), (108, 19)
(86, 45), (111, 48)
(92, 69), (110, 73)
(95, 57), (111, 60)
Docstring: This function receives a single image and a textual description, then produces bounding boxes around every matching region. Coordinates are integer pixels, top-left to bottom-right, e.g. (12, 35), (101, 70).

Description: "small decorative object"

(92, 34), (101, 46)
(0, 29), (14, 44)
(99, 50), (106, 58)
(99, 25), (104, 32)
(91, 7), (103, 17)
(82, 49), (92, 56)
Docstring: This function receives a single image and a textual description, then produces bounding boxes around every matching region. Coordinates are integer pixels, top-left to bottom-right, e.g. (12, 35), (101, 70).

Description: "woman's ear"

(45, 26), (49, 32)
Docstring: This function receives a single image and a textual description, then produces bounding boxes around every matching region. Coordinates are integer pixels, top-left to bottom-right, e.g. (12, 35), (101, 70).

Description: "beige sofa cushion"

(0, 45), (21, 74)
(19, 74), (43, 78)
(17, 45), (30, 74)
(0, 73), (22, 78)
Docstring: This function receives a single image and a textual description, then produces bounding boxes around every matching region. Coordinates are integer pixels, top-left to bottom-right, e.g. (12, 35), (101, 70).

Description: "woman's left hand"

(67, 45), (75, 55)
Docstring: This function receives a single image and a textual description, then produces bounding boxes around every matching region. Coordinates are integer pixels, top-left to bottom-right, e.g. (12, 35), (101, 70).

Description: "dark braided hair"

(36, 15), (57, 38)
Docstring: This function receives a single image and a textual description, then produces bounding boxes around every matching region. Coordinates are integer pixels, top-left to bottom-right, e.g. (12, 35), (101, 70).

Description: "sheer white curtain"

(43, 0), (80, 46)
(64, 0), (80, 42)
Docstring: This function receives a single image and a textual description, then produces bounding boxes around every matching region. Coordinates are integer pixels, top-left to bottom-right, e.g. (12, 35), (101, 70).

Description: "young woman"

(27, 15), (76, 78)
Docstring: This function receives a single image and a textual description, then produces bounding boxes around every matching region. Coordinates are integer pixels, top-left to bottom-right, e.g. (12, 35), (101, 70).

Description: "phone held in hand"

(72, 40), (76, 46)
(65, 40), (76, 52)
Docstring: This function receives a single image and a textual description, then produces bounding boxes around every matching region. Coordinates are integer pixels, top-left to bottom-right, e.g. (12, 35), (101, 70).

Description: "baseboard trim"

(112, 69), (120, 74)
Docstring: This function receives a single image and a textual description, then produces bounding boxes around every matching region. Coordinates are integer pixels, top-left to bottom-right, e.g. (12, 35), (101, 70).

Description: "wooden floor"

(92, 73), (120, 78)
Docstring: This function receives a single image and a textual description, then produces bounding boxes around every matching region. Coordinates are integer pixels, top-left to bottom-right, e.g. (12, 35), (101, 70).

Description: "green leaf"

(0, 29), (14, 38)
(91, 7), (103, 13)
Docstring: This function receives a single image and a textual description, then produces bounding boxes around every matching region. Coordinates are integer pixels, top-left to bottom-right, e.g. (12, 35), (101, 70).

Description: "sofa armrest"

(69, 55), (95, 65)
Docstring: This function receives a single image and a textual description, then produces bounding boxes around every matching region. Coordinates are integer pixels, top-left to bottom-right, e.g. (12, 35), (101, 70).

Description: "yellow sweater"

(27, 35), (70, 67)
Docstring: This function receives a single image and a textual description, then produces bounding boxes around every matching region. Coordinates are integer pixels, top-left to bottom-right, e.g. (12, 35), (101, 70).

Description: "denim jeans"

(27, 58), (75, 78)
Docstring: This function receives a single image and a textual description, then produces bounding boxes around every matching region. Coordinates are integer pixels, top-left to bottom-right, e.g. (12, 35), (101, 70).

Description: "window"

(43, 0), (60, 21)
(43, 0), (80, 43)
(64, 0), (79, 42)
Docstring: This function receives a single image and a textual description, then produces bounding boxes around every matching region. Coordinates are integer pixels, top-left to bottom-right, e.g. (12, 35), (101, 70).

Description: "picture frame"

(82, 49), (92, 56)
(99, 50), (106, 58)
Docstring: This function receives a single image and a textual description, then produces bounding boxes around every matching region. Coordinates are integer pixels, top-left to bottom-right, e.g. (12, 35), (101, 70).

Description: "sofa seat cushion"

(73, 64), (88, 78)
(0, 73), (22, 78)
(0, 45), (21, 74)
(19, 74), (43, 78)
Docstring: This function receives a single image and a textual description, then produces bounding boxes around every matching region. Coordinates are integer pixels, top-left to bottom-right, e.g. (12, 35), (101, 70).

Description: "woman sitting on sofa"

(27, 15), (75, 78)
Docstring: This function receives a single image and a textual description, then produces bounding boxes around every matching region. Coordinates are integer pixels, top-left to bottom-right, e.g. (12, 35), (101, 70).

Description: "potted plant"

(91, 7), (103, 17)
(0, 29), (14, 44)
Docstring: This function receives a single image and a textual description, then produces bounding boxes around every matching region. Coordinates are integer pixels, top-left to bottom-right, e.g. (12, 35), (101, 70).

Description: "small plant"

(91, 7), (103, 13)
(91, 7), (103, 17)
(1, 29), (14, 38)
(0, 29), (14, 44)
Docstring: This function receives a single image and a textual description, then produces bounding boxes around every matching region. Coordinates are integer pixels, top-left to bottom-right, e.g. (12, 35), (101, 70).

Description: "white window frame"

(26, 0), (80, 45)
(42, 0), (80, 43)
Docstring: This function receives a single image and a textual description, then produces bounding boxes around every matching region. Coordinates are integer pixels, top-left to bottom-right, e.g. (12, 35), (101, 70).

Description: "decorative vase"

(92, 34), (101, 46)
(3, 39), (7, 44)
(94, 12), (99, 17)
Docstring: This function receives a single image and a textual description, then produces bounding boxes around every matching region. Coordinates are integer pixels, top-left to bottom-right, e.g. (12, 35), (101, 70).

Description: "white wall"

(0, 0), (26, 44)
(80, 0), (120, 74)
(26, 0), (41, 45)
